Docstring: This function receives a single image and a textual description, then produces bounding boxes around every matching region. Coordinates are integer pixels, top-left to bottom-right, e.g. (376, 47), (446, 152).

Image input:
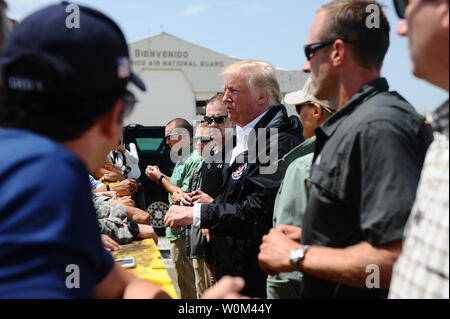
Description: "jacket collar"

(318, 77), (389, 138)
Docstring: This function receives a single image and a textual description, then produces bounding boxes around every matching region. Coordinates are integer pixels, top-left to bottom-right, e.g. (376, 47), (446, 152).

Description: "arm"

(94, 262), (170, 299)
(258, 229), (402, 289)
(94, 179), (138, 196)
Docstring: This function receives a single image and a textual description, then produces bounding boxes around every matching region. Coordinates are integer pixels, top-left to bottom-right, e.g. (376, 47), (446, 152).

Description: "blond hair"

(221, 60), (281, 106)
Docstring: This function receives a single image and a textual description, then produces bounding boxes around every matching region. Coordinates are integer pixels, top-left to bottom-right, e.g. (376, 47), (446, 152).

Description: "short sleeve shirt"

(165, 145), (203, 242)
(0, 129), (114, 298)
(301, 78), (433, 299)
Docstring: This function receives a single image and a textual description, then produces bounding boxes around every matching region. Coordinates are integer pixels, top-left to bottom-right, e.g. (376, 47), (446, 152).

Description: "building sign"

(131, 49), (225, 68)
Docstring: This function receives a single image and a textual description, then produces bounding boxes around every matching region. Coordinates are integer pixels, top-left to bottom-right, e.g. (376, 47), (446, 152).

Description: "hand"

(164, 206), (194, 229)
(110, 179), (138, 196)
(101, 234), (121, 251)
(181, 192), (193, 206)
(145, 165), (162, 182)
(126, 206), (151, 225)
(202, 276), (249, 299)
(136, 224), (158, 245)
(276, 224), (302, 242)
(258, 228), (302, 276)
(171, 190), (184, 205)
(100, 170), (125, 183)
(190, 189), (214, 204)
(201, 229), (214, 242)
(112, 195), (135, 207)
(116, 145), (127, 153)
(95, 191), (119, 199)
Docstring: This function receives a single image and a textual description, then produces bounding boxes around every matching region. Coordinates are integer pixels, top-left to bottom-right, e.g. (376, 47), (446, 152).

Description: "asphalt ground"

(156, 236), (181, 298)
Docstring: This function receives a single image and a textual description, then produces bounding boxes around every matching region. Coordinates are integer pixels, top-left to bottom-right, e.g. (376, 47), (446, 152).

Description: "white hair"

(221, 60), (281, 106)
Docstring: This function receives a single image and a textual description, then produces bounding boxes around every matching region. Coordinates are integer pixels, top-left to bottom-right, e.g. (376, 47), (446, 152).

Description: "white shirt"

(193, 110), (269, 228)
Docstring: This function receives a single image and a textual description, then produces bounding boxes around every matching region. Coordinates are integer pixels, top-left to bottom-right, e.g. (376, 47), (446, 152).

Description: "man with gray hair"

(164, 60), (303, 297)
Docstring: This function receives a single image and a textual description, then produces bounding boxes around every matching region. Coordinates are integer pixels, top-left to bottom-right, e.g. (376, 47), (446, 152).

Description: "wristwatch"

(289, 245), (311, 271)
(127, 221), (139, 239)
(157, 175), (165, 185)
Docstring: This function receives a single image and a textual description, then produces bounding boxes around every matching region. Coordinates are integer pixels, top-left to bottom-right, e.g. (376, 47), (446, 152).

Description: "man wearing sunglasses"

(258, 0), (432, 299)
(266, 78), (334, 299)
(146, 118), (203, 299)
(389, 0), (449, 299)
(165, 60), (303, 298)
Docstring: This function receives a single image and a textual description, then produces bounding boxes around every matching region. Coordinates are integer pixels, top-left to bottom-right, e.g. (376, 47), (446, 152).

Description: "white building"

(126, 32), (307, 126)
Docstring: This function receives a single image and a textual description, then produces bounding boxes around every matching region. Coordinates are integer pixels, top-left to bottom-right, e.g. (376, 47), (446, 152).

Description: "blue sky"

(7, 0), (449, 114)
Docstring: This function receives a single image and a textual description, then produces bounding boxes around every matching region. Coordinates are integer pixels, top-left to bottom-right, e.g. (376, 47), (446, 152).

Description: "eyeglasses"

(203, 115), (228, 124)
(295, 102), (334, 115)
(303, 39), (353, 61)
(194, 136), (214, 143)
(121, 90), (137, 118)
(393, 0), (408, 18)
(165, 133), (180, 142)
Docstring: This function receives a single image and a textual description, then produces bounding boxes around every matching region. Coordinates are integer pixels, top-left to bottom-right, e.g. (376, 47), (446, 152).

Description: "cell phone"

(115, 257), (136, 268)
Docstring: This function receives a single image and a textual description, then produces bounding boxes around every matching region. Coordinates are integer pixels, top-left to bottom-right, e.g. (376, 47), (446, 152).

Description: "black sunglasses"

(165, 133), (180, 142)
(194, 136), (214, 143)
(393, 0), (408, 18)
(303, 39), (353, 61)
(203, 115), (228, 124)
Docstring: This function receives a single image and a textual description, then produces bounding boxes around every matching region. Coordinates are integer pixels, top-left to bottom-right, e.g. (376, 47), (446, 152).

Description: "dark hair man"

(389, 0), (449, 299)
(258, 0), (433, 299)
(164, 60), (303, 298)
(0, 2), (169, 298)
(145, 117), (202, 299)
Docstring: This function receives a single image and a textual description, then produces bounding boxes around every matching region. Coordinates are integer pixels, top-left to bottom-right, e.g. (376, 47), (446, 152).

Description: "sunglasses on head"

(203, 115), (228, 124)
(303, 39), (353, 61)
(393, 0), (408, 18)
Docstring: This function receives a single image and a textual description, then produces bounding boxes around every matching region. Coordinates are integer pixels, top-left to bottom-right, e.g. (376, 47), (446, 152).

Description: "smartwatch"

(157, 175), (165, 185)
(289, 245), (311, 271)
(127, 221), (139, 239)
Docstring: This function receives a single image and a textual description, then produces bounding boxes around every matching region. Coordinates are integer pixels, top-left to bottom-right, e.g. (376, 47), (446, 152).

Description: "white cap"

(285, 78), (333, 113)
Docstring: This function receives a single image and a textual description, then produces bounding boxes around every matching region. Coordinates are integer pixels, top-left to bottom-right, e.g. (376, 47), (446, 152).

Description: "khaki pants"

(192, 258), (216, 298)
(170, 236), (196, 299)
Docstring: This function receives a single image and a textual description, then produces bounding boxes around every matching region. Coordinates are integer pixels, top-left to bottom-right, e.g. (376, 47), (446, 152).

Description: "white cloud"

(180, 4), (208, 17)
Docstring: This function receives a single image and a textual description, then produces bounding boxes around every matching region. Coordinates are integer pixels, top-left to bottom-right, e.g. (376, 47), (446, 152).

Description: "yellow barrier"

(111, 238), (178, 299)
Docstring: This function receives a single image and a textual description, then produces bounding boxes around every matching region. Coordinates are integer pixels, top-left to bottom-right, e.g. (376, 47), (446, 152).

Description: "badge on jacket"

(232, 163), (248, 181)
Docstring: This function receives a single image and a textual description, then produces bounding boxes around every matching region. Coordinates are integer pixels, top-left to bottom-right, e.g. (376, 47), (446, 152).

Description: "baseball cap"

(1, 1), (145, 97)
(285, 78), (333, 113)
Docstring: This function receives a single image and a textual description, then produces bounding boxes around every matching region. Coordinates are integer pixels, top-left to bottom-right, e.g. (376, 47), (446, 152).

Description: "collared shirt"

(389, 100), (449, 299)
(301, 78), (433, 299)
(193, 110), (268, 228)
(267, 136), (316, 299)
(166, 144), (203, 242)
(230, 110), (268, 165)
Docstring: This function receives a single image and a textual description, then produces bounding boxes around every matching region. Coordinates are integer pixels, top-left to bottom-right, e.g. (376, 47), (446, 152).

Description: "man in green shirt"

(266, 78), (333, 299)
(146, 118), (202, 299)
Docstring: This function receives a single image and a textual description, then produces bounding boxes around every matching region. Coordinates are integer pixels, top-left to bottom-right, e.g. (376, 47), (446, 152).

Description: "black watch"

(157, 175), (165, 185)
(127, 221), (139, 239)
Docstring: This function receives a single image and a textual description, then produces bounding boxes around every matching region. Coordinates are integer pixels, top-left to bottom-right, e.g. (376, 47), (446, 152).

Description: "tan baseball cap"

(285, 78), (334, 114)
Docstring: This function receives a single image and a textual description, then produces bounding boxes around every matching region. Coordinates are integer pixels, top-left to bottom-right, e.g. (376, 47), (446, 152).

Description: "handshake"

(171, 189), (214, 206)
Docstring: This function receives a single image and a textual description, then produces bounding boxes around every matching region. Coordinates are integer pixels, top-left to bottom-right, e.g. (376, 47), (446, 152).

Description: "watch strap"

(157, 175), (165, 185)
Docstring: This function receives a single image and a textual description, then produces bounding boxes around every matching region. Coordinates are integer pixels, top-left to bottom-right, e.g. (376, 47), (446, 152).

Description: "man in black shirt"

(258, 0), (433, 299)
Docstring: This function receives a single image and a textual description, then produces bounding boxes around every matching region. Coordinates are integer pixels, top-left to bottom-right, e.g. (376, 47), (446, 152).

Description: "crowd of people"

(0, 0), (448, 299)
